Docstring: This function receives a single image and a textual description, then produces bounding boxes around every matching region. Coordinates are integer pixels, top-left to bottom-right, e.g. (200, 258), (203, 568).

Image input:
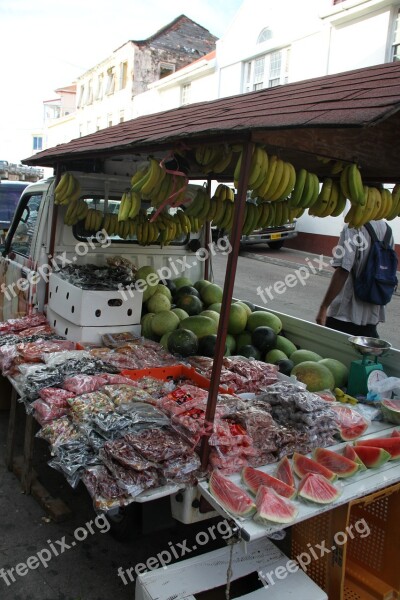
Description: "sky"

(0, 0), (244, 162)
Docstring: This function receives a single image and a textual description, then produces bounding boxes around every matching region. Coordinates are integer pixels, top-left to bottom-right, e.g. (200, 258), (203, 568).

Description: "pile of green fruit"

(138, 270), (349, 392)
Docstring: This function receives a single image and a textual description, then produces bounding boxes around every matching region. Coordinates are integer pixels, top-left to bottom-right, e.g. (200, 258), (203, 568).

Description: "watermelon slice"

(298, 473), (341, 505)
(254, 485), (298, 524)
(313, 447), (359, 478)
(355, 437), (400, 460)
(242, 466), (296, 499)
(331, 405), (369, 440)
(275, 455), (295, 488)
(391, 429), (400, 438)
(352, 446), (391, 468)
(209, 470), (255, 517)
(381, 399), (400, 425)
(344, 444), (367, 470)
(292, 452), (337, 482)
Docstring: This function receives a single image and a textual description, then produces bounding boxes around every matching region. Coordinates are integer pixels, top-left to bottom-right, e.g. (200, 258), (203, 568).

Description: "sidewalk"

(240, 247), (334, 279)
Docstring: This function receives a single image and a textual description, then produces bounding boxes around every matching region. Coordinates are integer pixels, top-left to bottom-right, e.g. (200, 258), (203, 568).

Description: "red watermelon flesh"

(313, 447), (359, 478)
(242, 466), (296, 499)
(298, 473), (341, 505)
(391, 429), (400, 437)
(355, 437), (400, 459)
(352, 446), (391, 468)
(293, 452), (337, 482)
(255, 485), (298, 524)
(383, 399), (400, 412)
(209, 470), (255, 517)
(344, 444), (367, 470)
(331, 405), (369, 441)
(275, 455), (295, 487)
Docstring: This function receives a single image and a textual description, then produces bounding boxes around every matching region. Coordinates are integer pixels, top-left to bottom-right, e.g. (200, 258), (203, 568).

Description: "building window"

(160, 62), (175, 79)
(106, 67), (115, 95)
(257, 27), (272, 44)
(77, 85), (85, 108)
(32, 136), (43, 151)
(392, 8), (400, 61)
(107, 113), (113, 127)
(119, 62), (128, 89)
(96, 117), (101, 131)
(96, 74), (104, 100)
(119, 110), (125, 123)
(243, 48), (290, 92)
(86, 79), (93, 105)
(181, 83), (191, 105)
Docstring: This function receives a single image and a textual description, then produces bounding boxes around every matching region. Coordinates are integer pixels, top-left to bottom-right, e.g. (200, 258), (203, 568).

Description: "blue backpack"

(353, 222), (398, 305)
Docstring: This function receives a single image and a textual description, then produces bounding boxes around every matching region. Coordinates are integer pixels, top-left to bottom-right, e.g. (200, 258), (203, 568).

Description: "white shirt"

(327, 221), (390, 326)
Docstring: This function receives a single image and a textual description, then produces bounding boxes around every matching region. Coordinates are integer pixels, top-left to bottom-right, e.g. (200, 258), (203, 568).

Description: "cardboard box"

(46, 306), (141, 344)
(48, 272), (142, 327)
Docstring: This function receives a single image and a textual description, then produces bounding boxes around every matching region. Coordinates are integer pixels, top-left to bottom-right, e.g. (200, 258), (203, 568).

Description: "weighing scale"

(347, 336), (391, 397)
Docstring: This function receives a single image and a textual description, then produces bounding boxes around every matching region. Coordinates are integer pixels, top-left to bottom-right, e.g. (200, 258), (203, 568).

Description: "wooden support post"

(21, 413), (35, 494)
(5, 387), (18, 471)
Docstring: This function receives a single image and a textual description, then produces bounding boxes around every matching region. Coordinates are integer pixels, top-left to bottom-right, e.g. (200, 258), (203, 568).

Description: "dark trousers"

(325, 316), (379, 338)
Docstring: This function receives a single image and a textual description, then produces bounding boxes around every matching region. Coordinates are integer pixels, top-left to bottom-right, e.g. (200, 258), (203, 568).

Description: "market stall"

(3, 60), (398, 598)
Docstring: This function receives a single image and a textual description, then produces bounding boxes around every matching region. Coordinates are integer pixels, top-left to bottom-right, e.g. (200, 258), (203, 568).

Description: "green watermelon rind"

(292, 452), (338, 482)
(313, 447), (359, 478)
(298, 473), (341, 505)
(209, 471), (255, 518)
(352, 445), (391, 468)
(354, 436), (400, 460)
(254, 486), (298, 524)
(381, 400), (400, 425)
(343, 444), (367, 471)
(242, 466), (296, 499)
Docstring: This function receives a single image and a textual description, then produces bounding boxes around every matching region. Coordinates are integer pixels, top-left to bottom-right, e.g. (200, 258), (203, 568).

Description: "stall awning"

(24, 62), (400, 182)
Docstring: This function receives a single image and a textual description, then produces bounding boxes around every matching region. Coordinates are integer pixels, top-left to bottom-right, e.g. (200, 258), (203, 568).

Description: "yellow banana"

(288, 168), (307, 208)
(258, 155), (278, 199)
(347, 163), (366, 205)
(330, 185), (347, 217)
(264, 159), (284, 200)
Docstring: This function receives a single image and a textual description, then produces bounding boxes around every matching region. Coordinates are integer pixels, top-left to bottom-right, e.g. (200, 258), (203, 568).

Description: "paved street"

(212, 245), (400, 350)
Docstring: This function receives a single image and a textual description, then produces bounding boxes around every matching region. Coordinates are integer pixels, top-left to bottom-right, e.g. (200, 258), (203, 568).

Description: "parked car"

(0, 180), (29, 231)
(239, 219), (297, 249)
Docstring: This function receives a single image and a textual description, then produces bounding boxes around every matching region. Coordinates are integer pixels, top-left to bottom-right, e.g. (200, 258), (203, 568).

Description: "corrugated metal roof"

(25, 62), (400, 172)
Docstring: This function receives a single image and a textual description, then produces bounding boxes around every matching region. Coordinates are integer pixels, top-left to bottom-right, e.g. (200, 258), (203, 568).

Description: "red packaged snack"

(124, 427), (194, 463)
(158, 384), (209, 416)
(62, 374), (109, 395)
(31, 399), (70, 424)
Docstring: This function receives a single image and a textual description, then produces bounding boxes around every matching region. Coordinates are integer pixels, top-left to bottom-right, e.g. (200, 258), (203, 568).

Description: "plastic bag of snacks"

(158, 384), (209, 416)
(62, 374), (109, 395)
(68, 391), (115, 422)
(124, 427), (194, 463)
(31, 399), (70, 425)
(39, 387), (75, 406)
(36, 416), (84, 447)
(81, 465), (127, 511)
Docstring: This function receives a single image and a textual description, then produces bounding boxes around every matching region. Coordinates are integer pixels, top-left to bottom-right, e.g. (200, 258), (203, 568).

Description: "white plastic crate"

(46, 306), (141, 344)
(48, 272), (142, 327)
(170, 485), (218, 524)
(135, 537), (327, 600)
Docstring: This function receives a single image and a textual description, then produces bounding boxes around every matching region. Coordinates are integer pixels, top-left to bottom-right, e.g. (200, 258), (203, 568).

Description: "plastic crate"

(48, 272), (142, 326)
(291, 482), (400, 600)
(46, 306), (141, 344)
(121, 364), (234, 393)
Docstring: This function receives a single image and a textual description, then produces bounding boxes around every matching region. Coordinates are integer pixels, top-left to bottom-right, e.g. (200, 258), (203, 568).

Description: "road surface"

(211, 248), (400, 350)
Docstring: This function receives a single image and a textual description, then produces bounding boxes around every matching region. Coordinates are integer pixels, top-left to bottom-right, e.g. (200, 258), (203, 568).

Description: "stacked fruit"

(63, 198), (88, 226)
(195, 144), (234, 174)
(308, 179), (347, 218)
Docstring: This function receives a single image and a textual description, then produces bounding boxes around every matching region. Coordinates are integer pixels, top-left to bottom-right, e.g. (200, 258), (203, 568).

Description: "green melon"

(318, 358), (349, 388)
(235, 331), (253, 351)
(193, 279), (212, 292)
(140, 313), (159, 341)
(153, 283), (172, 302)
(290, 349), (323, 366)
(265, 349), (288, 364)
(168, 329), (198, 357)
(198, 334), (227, 358)
(238, 345), (261, 360)
(200, 310), (220, 324)
(174, 285), (200, 300)
(246, 311), (282, 334)
(171, 308), (189, 321)
(200, 283), (223, 306)
(179, 315), (217, 338)
(173, 276), (193, 289)
(234, 301), (252, 318)
(136, 266), (159, 303)
(147, 293), (172, 313)
(160, 331), (173, 349)
(176, 294), (203, 316)
(226, 334), (236, 354)
(228, 303), (248, 335)
(208, 302), (222, 313)
(291, 361), (335, 392)
(150, 310), (180, 337)
(275, 335), (297, 357)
